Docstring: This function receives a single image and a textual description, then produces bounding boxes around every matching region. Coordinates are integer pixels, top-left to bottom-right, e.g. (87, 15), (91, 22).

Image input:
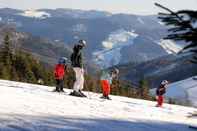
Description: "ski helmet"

(78, 39), (86, 47)
(161, 80), (168, 85)
(58, 57), (67, 64)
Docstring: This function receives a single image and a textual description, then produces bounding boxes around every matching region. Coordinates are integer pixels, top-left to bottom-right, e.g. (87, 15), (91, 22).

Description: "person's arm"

(78, 52), (83, 68)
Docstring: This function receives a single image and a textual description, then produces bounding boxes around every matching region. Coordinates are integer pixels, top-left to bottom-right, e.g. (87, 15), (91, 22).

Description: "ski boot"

(79, 90), (87, 97)
(69, 90), (84, 97)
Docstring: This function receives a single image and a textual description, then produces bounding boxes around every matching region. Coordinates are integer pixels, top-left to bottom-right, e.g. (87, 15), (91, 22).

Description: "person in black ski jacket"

(70, 40), (87, 97)
(156, 80), (169, 107)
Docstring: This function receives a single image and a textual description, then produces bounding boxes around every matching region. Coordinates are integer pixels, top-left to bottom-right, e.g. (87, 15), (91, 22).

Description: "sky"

(0, 0), (196, 15)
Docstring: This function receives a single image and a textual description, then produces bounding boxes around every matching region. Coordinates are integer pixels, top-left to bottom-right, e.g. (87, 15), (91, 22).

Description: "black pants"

(56, 79), (64, 91)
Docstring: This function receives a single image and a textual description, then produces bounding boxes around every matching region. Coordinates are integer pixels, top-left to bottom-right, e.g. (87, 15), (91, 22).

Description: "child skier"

(70, 40), (87, 97)
(156, 80), (169, 107)
(100, 68), (119, 100)
(54, 57), (67, 92)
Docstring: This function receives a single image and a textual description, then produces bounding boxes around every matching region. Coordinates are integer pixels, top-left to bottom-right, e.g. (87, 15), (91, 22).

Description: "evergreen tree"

(155, 3), (197, 62)
(0, 34), (12, 79)
(138, 79), (150, 100)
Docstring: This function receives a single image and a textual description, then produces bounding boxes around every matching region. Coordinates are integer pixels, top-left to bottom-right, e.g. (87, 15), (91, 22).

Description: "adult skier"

(156, 80), (169, 107)
(100, 68), (119, 100)
(54, 57), (68, 92)
(70, 40), (87, 97)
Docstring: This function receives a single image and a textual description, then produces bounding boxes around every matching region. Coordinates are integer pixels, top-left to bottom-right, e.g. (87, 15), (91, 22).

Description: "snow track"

(0, 79), (196, 131)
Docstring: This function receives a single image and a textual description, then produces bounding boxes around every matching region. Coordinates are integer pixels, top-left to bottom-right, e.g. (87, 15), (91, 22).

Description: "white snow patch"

(158, 21), (165, 25)
(137, 17), (145, 24)
(72, 24), (87, 33)
(93, 29), (138, 68)
(19, 10), (51, 19)
(179, 14), (190, 21)
(156, 39), (183, 54)
(0, 79), (196, 131)
(192, 21), (197, 28)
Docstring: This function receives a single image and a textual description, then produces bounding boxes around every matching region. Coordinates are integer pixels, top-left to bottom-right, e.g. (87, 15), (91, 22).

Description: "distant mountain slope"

(0, 8), (183, 68)
(118, 53), (197, 88)
(0, 24), (71, 66)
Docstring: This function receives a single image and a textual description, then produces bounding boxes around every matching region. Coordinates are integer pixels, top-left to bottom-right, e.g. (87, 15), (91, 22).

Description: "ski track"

(0, 79), (196, 131)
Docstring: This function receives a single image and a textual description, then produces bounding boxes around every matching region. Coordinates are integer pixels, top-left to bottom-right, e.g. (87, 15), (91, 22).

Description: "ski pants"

(73, 67), (84, 91)
(157, 95), (164, 107)
(101, 80), (111, 97)
(56, 79), (64, 91)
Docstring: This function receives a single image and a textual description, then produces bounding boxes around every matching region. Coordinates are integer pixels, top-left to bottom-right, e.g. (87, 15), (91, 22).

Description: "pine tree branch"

(155, 3), (195, 31)
(155, 3), (182, 22)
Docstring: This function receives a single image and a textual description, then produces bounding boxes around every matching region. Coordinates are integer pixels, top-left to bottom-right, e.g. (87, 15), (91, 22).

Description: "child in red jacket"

(156, 80), (169, 107)
(54, 57), (67, 92)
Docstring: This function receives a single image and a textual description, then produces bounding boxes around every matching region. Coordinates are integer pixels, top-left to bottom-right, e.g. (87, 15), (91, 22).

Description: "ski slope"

(0, 79), (196, 131)
(166, 76), (197, 107)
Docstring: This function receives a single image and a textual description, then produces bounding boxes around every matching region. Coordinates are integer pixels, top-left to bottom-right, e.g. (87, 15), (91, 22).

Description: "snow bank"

(0, 79), (196, 131)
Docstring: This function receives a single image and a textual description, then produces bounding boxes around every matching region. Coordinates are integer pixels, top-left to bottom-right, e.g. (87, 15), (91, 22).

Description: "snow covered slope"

(0, 79), (196, 131)
(165, 76), (197, 107)
(93, 29), (138, 68)
(19, 10), (51, 19)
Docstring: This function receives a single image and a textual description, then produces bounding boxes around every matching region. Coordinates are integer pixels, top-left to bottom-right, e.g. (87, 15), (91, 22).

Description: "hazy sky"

(0, 0), (197, 15)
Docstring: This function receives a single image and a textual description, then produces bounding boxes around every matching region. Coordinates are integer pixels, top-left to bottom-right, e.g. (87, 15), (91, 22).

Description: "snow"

(166, 76), (197, 107)
(0, 17), (2, 22)
(179, 14), (190, 21)
(93, 29), (138, 68)
(0, 79), (196, 131)
(137, 17), (145, 24)
(158, 21), (165, 26)
(72, 24), (87, 33)
(192, 21), (197, 28)
(156, 39), (183, 54)
(19, 10), (51, 19)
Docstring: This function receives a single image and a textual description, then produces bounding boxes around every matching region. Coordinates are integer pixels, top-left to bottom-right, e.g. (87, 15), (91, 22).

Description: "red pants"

(101, 80), (110, 97)
(157, 95), (164, 107)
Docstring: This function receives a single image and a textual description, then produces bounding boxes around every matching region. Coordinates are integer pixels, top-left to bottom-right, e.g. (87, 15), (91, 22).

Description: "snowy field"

(0, 79), (196, 131)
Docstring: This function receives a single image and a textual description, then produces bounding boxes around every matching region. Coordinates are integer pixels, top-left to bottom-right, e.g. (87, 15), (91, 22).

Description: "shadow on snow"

(0, 114), (193, 131)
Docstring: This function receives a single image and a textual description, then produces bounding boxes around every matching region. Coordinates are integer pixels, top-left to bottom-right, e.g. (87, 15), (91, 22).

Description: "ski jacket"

(100, 71), (112, 84)
(156, 84), (166, 96)
(70, 44), (83, 68)
(54, 64), (66, 80)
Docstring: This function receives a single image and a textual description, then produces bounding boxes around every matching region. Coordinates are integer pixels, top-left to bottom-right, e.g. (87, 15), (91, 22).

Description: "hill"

(117, 53), (197, 88)
(0, 24), (71, 66)
(0, 8), (184, 68)
(0, 79), (196, 131)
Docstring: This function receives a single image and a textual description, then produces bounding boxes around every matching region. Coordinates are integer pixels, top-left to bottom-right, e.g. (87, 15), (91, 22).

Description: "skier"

(54, 57), (68, 92)
(156, 80), (169, 107)
(70, 40), (87, 97)
(100, 68), (119, 100)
